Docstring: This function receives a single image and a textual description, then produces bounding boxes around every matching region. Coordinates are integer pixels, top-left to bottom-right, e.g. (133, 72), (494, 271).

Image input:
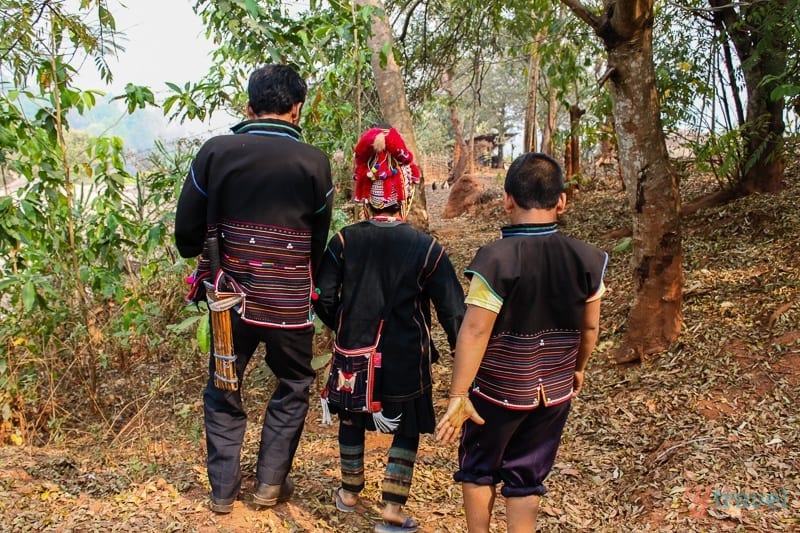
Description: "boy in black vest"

(436, 152), (608, 532)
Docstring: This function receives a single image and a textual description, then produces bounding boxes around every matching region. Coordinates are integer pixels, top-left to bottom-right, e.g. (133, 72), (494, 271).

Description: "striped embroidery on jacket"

(219, 220), (313, 327)
(473, 330), (580, 409)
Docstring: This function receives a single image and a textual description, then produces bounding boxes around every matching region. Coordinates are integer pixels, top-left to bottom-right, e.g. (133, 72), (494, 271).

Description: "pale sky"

(79, 0), (211, 94)
(75, 0), (233, 140)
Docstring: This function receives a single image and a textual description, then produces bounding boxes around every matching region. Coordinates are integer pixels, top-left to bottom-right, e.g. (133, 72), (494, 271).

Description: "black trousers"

(204, 313), (315, 501)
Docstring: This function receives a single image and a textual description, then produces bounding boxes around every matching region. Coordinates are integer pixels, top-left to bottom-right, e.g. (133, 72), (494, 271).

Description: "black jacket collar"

(231, 118), (302, 140)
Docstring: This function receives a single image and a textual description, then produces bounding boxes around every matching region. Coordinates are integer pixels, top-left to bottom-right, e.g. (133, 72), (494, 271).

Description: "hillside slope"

(0, 165), (797, 532)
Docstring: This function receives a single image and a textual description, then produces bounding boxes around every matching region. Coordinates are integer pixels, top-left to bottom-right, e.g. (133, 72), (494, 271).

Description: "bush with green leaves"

(0, 1), (196, 444)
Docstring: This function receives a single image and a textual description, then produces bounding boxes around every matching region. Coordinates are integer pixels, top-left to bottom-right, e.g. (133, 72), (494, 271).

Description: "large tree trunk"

(563, 0), (683, 363)
(710, 0), (787, 194)
(355, 0), (429, 229)
(739, 79), (786, 193)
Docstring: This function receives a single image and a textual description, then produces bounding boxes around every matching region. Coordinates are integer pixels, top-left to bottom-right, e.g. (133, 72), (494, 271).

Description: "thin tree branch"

(709, 0), (752, 73)
(396, 0), (424, 42)
(0, 0), (51, 64)
(560, 0), (602, 31)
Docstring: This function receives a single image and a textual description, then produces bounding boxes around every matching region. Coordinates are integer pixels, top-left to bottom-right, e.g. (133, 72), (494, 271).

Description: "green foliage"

(653, 1), (715, 132)
(689, 128), (744, 188)
(168, 301), (210, 354)
(0, 0), (117, 87)
(613, 236), (633, 254)
(165, 0), (377, 156)
(156, 0), (393, 214)
(0, 1), (195, 445)
(113, 83), (157, 114)
(329, 206), (351, 238)
(565, 172), (591, 191)
(666, 0), (800, 187)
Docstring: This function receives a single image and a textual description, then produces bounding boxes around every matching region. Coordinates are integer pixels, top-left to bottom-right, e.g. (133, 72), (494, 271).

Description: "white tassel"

(320, 398), (333, 425)
(372, 411), (401, 434)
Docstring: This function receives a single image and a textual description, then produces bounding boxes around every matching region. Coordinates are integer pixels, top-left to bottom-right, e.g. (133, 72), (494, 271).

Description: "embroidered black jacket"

(175, 119), (333, 328)
(313, 220), (465, 401)
(466, 223), (608, 408)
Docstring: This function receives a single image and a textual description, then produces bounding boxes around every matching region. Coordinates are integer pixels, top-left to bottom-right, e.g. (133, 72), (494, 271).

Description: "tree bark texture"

(563, 0), (683, 362)
(443, 68), (469, 183)
(541, 87), (557, 155)
(524, 37), (543, 153)
(565, 103), (585, 197)
(355, 0), (429, 229)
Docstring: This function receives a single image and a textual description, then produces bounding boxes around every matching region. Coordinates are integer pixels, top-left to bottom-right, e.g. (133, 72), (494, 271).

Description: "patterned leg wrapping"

(382, 434), (419, 505)
(339, 422), (366, 493)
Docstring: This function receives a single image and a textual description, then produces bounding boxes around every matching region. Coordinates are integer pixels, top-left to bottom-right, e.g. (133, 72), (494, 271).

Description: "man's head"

(504, 152), (564, 210)
(247, 64), (307, 119)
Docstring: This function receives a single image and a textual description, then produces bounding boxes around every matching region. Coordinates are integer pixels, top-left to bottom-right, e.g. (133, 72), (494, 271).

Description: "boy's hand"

(435, 396), (485, 445)
(572, 370), (585, 398)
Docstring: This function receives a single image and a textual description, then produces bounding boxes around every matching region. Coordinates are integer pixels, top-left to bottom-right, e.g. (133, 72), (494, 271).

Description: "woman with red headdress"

(314, 126), (464, 532)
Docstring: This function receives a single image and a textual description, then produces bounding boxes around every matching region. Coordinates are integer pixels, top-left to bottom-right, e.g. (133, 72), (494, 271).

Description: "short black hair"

(369, 203), (402, 215)
(247, 64), (307, 116)
(504, 152), (564, 209)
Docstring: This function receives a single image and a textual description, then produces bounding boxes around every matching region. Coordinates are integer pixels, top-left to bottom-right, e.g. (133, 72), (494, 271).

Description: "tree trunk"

(540, 87), (557, 155)
(524, 39), (543, 153)
(565, 103), (585, 197)
(443, 68), (469, 183)
(467, 90), (478, 176)
(738, 80), (786, 193)
(710, 0), (787, 194)
(562, 0), (683, 363)
(717, 29), (745, 128)
(598, 113), (616, 164)
(355, 0), (429, 229)
(598, 112), (623, 190)
(496, 123), (505, 168)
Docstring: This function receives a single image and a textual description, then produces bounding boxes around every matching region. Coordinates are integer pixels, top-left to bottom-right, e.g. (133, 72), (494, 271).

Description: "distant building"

(472, 131), (517, 169)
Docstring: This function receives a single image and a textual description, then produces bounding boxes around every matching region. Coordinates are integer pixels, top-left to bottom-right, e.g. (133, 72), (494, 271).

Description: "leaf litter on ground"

(0, 162), (798, 532)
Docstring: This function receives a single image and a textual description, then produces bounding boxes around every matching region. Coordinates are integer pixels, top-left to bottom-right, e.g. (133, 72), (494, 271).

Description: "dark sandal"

(374, 517), (419, 532)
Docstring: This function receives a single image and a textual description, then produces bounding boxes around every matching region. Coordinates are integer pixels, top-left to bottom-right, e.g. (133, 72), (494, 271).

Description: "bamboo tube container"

(206, 282), (243, 391)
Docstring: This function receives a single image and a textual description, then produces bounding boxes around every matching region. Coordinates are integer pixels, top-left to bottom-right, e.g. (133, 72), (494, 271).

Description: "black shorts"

(454, 393), (571, 497)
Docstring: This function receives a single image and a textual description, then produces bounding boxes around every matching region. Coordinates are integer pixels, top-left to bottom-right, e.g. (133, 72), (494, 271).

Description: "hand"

(572, 370), (585, 398)
(435, 395), (485, 445)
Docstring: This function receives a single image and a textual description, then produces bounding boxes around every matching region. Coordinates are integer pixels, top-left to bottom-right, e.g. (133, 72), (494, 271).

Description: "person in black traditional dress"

(175, 64), (333, 514)
(313, 126), (465, 533)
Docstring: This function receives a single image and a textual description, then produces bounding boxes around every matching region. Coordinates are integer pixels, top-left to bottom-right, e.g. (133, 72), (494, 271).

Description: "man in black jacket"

(175, 64), (333, 514)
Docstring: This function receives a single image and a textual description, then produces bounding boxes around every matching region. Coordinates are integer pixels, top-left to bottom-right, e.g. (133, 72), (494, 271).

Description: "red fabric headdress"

(353, 127), (421, 209)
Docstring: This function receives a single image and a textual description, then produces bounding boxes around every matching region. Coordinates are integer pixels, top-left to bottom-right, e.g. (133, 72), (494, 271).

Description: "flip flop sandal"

(334, 487), (357, 513)
(373, 517), (419, 532)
